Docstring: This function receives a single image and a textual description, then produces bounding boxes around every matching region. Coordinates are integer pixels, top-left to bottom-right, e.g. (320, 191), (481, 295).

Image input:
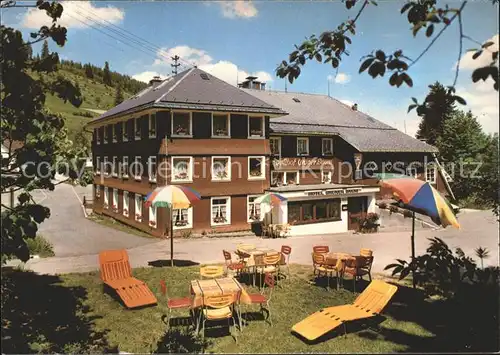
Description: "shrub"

(378, 202), (387, 209)
(25, 236), (55, 258)
(403, 209), (413, 218)
(358, 212), (380, 233)
(389, 205), (399, 214)
(73, 111), (94, 118)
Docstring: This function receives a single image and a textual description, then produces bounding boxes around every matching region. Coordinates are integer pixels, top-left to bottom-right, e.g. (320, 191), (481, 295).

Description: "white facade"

(264, 185), (379, 236)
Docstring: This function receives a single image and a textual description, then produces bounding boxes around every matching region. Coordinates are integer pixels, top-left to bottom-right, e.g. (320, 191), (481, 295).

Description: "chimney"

(351, 103), (358, 111)
(149, 75), (162, 88)
(238, 76), (265, 90)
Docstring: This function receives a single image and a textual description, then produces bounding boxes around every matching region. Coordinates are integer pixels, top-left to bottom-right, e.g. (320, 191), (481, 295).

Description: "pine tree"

(84, 63), (94, 79)
(103, 61), (112, 86)
(114, 85), (124, 105)
(41, 39), (49, 59)
(25, 42), (33, 59)
(415, 82), (457, 146)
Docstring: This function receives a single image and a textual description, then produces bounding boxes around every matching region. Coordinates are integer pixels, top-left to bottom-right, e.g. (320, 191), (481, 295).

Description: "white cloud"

(328, 73), (351, 84)
(458, 34), (499, 70)
(339, 99), (354, 107)
(21, 1), (124, 29)
(456, 78), (499, 134)
(219, 1), (258, 19)
(154, 46), (213, 67)
(136, 45), (272, 87)
(132, 71), (167, 83)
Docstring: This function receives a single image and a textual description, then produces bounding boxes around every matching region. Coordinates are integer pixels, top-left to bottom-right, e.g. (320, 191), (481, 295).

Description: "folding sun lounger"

(99, 249), (157, 309)
(291, 280), (397, 342)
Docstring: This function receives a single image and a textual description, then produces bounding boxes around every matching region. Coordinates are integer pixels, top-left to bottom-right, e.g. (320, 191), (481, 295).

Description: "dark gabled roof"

(89, 68), (286, 124)
(244, 89), (437, 153)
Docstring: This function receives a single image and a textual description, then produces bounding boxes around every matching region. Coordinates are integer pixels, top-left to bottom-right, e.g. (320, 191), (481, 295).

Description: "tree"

(415, 82), (457, 146)
(1, 1), (86, 262)
(114, 85), (124, 105)
(84, 63), (94, 79)
(40, 39), (49, 59)
(103, 61), (112, 86)
(25, 42), (33, 60)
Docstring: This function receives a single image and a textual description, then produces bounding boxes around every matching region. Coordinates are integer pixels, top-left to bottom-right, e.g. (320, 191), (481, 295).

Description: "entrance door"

(348, 196), (368, 231)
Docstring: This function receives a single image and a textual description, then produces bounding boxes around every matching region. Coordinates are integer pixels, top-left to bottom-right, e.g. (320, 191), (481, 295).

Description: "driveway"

(20, 208), (498, 275)
(35, 183), (156, 257)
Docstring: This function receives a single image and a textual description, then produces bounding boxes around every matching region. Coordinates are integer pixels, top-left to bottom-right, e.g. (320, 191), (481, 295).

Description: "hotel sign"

(272, 157), (334, 169)
(305, 188), (362, 197)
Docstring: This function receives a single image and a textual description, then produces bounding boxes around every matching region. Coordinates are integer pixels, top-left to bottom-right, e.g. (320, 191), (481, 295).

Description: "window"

(271, 171), (284, 187)
(248, 116), (264, 138)
(122, 121), (128, 142)
(426, 163), (436, 183)
(122, 156), (129, 178)
(112, 124), (118, 143)
(171, 156), (193, 182)
(285, 171), (299, 185)
(112, 188), (118, 211)
(248, 156), (265, 180)
(297, 137), (309, 156)
(212, 156), (231, 181)
(270, 137), (281, 156)
(149, 113), (156, 138)
(123, 191), (129, 217)
(172, 112), (192, 137)
(112, 156), (118, 177)
(134, 117), (141, 140)
(173, 207), (193, 229)
(103, 187), (109, 208)
(406, 166), (418, 178)
(287, 199), (341, 225)
(211, 197), (231, 226)
(134, 156), (142, 180)
(322, 170), (332, 184)
(104, 125), (109, 143)
(95, 156), (101, 175)
(271, 171), (299, 186)
(212, 113), (230, 137)
(148, 156), (157, 182)
(322, 138), (333, 156)
(95, 185), (101, 198)
(149, 205), (157, 228)
(95, 128), (100, 145)
(135, 194), (142, 221)
(103, 156), (110, 175)
(247, 195), (261, 222)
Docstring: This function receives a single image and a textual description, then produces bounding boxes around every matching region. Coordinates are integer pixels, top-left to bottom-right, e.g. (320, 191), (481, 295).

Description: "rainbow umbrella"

(254, 193), (287, 225)
(379, 177), (460, 287)
(145, 185), (201, 266)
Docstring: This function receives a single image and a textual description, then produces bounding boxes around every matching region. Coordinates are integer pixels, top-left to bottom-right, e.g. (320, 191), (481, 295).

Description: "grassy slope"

(41, 69), (134, 140)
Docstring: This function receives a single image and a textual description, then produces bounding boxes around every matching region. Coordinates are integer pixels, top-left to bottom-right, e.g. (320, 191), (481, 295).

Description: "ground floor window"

(247, 195), (261, 222)
(149, 205), (157, 228)
(104, 187), (109, 208)
(211, 197), (231, 226)
(135, 194), (142, 222)
(173, 207), (193, 229)
(123, 191), (129, 217)
(287, 199), (341, 225)
(112, 189), (118, 212)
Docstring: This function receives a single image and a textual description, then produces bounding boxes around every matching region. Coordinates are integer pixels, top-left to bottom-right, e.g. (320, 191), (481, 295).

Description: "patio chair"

(237, 243), (255, 251)
(312, 253), (338, 290)
(243, 272), (275, 326)
(256, 252), (281, 287)
(99, 249), (157, 309)
(291, 280), (398, 342)
(222, 250), (245, 276)
(343, 256), (374, 292)
(159, 279), (193, 329)
(199, 294), (238, 343)
(200, 265), (225, 279)
(360, 248), (373, 257)
(280, 245), (292, 280)
(313, 245), (330, 254)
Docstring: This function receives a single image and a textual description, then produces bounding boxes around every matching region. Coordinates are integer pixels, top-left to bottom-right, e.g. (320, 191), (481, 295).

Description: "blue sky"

(4, 0), (499, 135)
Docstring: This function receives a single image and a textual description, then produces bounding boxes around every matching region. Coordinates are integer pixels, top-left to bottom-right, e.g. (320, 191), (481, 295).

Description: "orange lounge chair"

(291, 280), (397, 342)
(99, 249), (157, 309)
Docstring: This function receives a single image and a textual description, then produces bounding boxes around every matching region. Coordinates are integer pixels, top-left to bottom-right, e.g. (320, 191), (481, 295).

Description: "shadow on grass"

(1, 269), (116, 353)
(148, 259), (200, 267)
(153, 327), (209, 353)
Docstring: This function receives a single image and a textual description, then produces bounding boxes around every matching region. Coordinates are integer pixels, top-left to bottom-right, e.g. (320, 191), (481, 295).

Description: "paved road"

(19, 208), (498, 275)
(35, 183), (156, 257)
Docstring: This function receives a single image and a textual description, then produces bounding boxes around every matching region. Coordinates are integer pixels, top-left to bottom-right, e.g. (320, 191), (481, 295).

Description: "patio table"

(325, 252), (355, 269)
(236, 246), (285, 267)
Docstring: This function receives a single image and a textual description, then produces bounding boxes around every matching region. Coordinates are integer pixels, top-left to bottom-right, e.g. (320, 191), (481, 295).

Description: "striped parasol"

(254, 193), (287, 225)
(144, 185), (201, 266)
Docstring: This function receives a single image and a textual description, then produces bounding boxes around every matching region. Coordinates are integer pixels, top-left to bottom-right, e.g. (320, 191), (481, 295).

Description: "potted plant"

(378, 202), (387, 209)
(250, 169), (262, 177)
(215, 128), (227, 136)
(149, 129), (156, 136)
(175, 126), (188, 135)
(250, 129), (262, 136)
(389, 205), (399, 214)
(135, 213), (142, 221)
(175, 220), (188, 227)
(112, 204), (118, 211)
(215, 170), (227, 179)
(103, 203), (108, 209)
(149, 221), (156, 227)
(123, 208), (129, 216)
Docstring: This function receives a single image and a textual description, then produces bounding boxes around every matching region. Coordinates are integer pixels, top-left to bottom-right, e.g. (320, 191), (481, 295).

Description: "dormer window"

(122, 121), (128, 142)
(322, 138), (333, 156)
(172, 112), (192, 137)
(212, 113), (230, 138)
(149, 113), (156, 138)
(134, 117), (141, 140)
(112, 124), (118, 143)
(95, 128), (100, 145)
(248, 116), (264, 138)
